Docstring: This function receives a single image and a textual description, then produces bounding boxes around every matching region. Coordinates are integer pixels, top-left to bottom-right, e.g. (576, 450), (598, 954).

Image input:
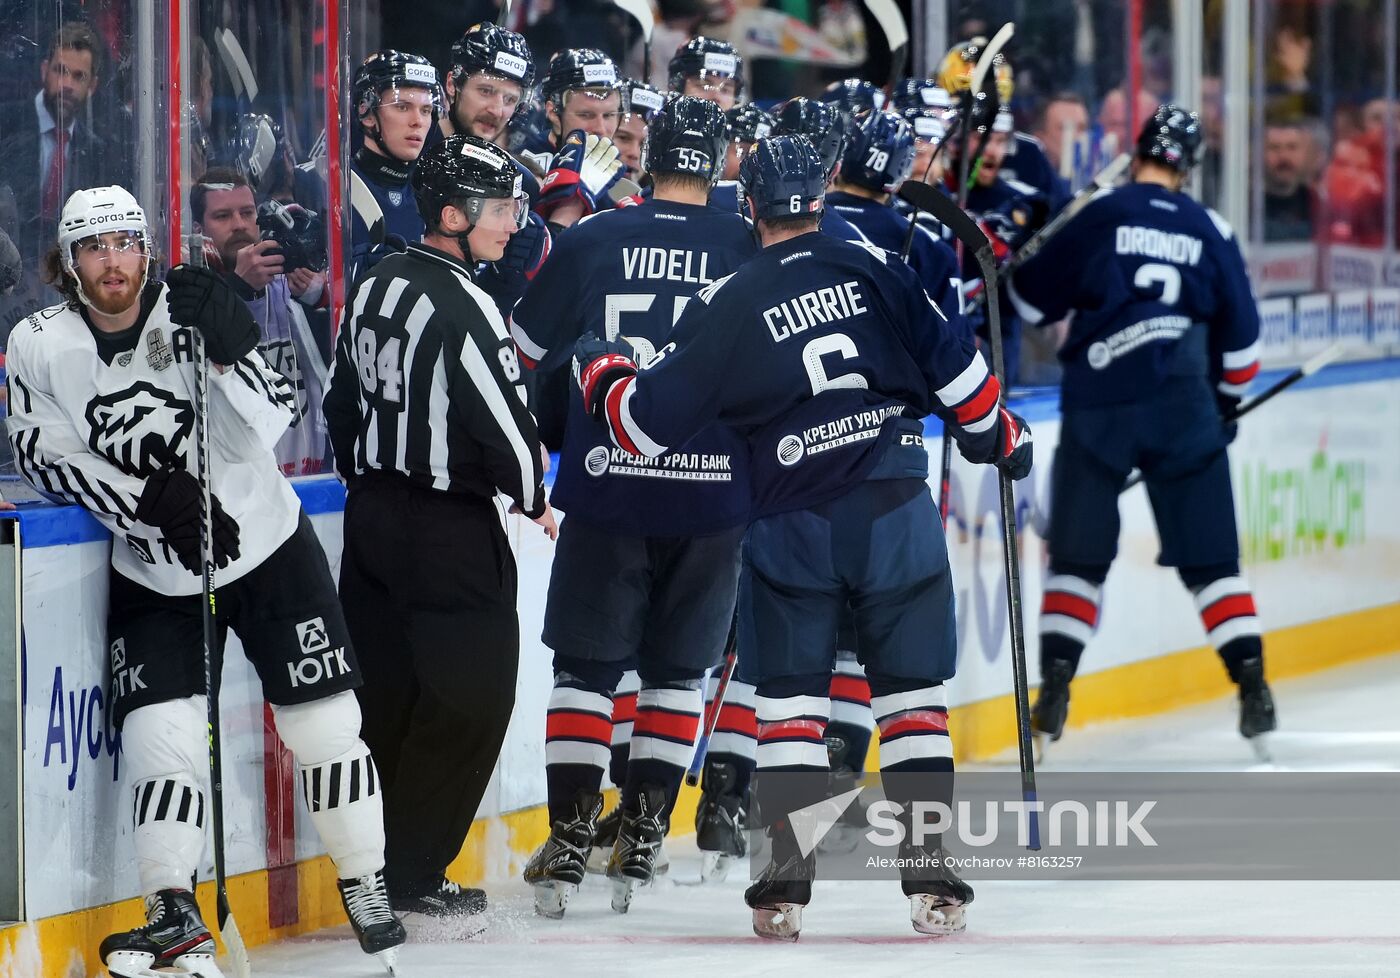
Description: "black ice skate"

(100, 888), (223, 978)
(337, 870), (407, 975)
(606, 784), (669, 913)
(590, 801), (671, 877)
(524, 789), (603, 918)
(1031, 658), (1077, 761)
(695, 760), (747, 882)
(899, 840), (974, 937)
(1231, 656), (1277, 760)
(745, 827), (815, 942)
(389, 875), (487, 918)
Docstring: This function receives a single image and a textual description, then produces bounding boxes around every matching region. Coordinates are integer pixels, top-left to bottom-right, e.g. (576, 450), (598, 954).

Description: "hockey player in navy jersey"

(534, 49), (627, 231)
(440, 24), (554, 321)
(574, 135), (1033, 940)
(893, 78), (955, 186)
(511, 97), (757, 919)
(350, 50), (440, 278)
(8, 187), (404, 974)
(614, 80), (666, 178)
(669, 36), (744, 111)
(767, 97), (868, 246)
(1010, 105), (1276, 751)
(829, 109), (963, 317)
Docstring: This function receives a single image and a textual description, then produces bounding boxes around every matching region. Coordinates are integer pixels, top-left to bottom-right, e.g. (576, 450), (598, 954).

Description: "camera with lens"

(256, 199), (327, 274)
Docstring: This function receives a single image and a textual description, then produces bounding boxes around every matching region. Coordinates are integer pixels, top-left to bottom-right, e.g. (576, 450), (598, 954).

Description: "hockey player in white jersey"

(6, 187), (404, 976)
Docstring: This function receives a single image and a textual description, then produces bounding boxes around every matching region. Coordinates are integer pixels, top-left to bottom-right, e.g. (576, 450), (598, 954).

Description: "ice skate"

(100, 888), (224, 978)
(337, 870), (407, 974)
(695, 760), (747, 882)
(524, 790), (602, 918)
(1232, 657), (1277, 761)
(745, 829), (815, 942)
(1032, 658), (1076, 762)
(590, 802), (670, 877)
(606, 784), (668, 913)
(900, 841), (974, 937)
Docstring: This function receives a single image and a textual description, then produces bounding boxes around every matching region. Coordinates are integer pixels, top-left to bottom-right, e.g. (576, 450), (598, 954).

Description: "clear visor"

(461, 193), (530, 232)
(376, 84), (443, 117)
(689, 72), (738, 94)
(70, 229), (150, 264)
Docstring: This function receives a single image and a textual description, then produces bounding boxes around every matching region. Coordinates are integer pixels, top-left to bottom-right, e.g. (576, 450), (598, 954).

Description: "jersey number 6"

(804, 333), (868, 395)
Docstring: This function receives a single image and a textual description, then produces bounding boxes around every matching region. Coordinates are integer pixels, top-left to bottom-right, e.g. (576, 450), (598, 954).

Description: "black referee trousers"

(339, 471), (519, 896)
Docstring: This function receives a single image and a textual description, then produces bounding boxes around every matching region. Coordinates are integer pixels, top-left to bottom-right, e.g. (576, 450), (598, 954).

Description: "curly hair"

(41, 246), (83, 310)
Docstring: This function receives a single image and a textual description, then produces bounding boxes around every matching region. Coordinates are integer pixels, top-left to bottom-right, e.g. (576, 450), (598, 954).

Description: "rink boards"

(2, 358), (1399, 975)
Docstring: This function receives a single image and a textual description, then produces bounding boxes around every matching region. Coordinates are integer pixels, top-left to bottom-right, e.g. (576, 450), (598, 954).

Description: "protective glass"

(73, 230), (149, 263)
(464, 193), (530, 232)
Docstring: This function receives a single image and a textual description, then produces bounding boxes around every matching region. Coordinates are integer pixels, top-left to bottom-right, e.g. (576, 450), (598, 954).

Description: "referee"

(325, 134), (556, 921)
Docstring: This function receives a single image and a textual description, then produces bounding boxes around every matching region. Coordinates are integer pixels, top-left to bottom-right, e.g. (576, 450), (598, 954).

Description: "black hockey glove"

(482, 213), (551, 300)
(165, 264), (261, 366)
(572, 333), (638, 423)
(958, 407), (1033, 481)
(135, 468), (242, 574)
(1216, 391), (1242, 444)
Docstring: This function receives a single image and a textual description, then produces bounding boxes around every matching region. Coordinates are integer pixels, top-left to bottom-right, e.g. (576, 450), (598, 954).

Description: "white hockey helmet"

(58, 186), (153, 307)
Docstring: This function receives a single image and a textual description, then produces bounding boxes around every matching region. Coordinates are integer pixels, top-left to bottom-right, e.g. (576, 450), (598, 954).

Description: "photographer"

(192, 167), (329, 476)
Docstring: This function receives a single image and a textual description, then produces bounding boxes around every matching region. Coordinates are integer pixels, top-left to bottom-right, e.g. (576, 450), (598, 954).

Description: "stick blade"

(969, 22), (1015, 99)
(219, 905), (253, 978)
(1302, 341), (1346, 375)
(897, 182), (988, 255)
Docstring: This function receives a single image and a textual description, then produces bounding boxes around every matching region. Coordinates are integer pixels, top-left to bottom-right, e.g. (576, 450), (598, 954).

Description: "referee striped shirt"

(324, 242), (546, 516)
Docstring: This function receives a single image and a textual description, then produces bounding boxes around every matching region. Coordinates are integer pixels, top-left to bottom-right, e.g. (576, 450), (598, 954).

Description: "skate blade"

(610, 875), (638, 913)
(376, 945), (401, 976)
(910, 894), (967, 936)
(106, 950), (226, 978)
(1248, 731), (1275, 764)
(700, 850), (732, 883)
(752, 903), (803, 941)
(1033, 731), (1051, 765)
(585, 844), (612, 875)
(532, 880), (577, 919)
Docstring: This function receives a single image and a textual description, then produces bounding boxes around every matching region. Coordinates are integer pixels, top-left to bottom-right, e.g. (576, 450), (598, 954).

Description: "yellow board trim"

(5, 602), (1396, 978)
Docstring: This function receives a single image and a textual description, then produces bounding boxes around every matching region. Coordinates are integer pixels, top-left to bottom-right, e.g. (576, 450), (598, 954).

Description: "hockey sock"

(828, 656), (874, 772)
(608, 670), (639, 787)
(273, 692), (386, 880)
(624, 683), (702, 819)
(752, 675), (830, 830)
(122, 697), (210, 894)
(705, 677), (757, 799)
(1039, 570), (1106, 673)
(869, 679), (954, 775)
(544, 683), (613, 823)
(1186, 570), (1264, 676)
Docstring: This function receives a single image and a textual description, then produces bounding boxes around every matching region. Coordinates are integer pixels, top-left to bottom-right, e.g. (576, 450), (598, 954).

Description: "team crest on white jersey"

(84, 381), (194, 476)
(145, 327), (174, 370)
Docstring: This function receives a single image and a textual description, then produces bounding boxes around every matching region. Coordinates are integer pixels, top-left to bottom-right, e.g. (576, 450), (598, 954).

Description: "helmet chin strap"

(67, 246), (152, 314)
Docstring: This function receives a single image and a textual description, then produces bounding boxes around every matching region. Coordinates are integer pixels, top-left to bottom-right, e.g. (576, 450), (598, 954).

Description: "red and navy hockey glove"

(977, 194), (1048, 264)
(497, 211), (552, 286)
(958, 407), (1033, 480)
(573, 333), (638, 423)
(538, 131), (625, 218)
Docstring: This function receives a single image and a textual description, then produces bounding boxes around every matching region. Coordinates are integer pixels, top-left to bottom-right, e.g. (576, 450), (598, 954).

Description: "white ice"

(250, 654), (1400, 978)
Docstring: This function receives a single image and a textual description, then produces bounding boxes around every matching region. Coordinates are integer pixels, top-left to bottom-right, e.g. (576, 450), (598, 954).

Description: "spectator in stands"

(0, 22), (119, 258)
(1263, 118), (1318, 243)
(1034, 92), (1089, 176)
(192, 168), (330, 476)
(1097, 87), (1158, 157)
(1323, 136), (1385, 247)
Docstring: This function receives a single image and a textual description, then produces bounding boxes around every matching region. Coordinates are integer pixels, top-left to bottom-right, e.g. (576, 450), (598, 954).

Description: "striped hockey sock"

(872, 684), (954, 774)
(545, 684), (613, 823)
(1039, 573), (1103, 670)
(608, 670), (640, 787)
(1193, 575), (1264, 674)
(133, 775), (207, 894)
(828, 658), (875, 771)
(625, 685), (702, 815)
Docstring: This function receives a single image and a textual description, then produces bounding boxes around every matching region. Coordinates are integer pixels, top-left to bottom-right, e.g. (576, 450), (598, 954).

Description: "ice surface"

(249, 654), (1400, 978)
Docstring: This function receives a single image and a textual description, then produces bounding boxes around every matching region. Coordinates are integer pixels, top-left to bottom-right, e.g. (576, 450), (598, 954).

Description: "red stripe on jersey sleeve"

(604, 376), (642, 456)
(1222, 361), (1260, 386)
(954, 374), (1002, 425)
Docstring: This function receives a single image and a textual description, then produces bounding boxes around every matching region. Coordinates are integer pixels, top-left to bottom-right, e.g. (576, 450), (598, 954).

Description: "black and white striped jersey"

(5, 283), (302, 596)
(324, 242), (546, 517)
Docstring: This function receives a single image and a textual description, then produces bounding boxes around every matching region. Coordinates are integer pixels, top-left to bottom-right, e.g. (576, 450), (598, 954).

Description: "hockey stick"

(963, 152), (1130, 321)
(187, 237), (254, 978)
(685, 618), (739, 787)
(896, 183), (1041, 849)
(863, 0), (909, 92)
(496, 0), (512, 27)
(215, 28), (260, 103)
(613, 0), (655, 85)
(1120, 342), (1345, 493)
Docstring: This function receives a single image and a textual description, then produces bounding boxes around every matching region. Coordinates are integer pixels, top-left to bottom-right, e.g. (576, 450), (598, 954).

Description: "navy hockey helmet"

(645, 95), (729, 184)
(540, 48), (620, 107)
(739, 135), (827, 222)
(840, 109), (916, 194)
(725, 102), (775, 146)
(621, 79), (666, 123)
(412, 135), (528, 240)
(450, 22), (535, 90)
(353, 49), (442, 118)
(508, 100), (553, 156)
(1135, 103), (1203, 173)
(817, 78), (886, 121)
(892, 78), (954, 142)
(771, 97), (844, 180)
(668, 36), (744, 97)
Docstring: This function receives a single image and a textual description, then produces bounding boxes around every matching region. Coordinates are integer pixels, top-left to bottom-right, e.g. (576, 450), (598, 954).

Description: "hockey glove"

(1216, 391), (1242, 444)
(489, 212), (552, 293)
(572, 333), (638, 423)
(958, 407), (1033, 481)
(165, 264), (261, 366)
(135, 468), (242, 574)
(538, 131), (624, 217)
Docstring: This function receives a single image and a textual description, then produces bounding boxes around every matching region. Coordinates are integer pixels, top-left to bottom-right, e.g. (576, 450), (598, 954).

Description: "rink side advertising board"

(2, 360), (1399, 974)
